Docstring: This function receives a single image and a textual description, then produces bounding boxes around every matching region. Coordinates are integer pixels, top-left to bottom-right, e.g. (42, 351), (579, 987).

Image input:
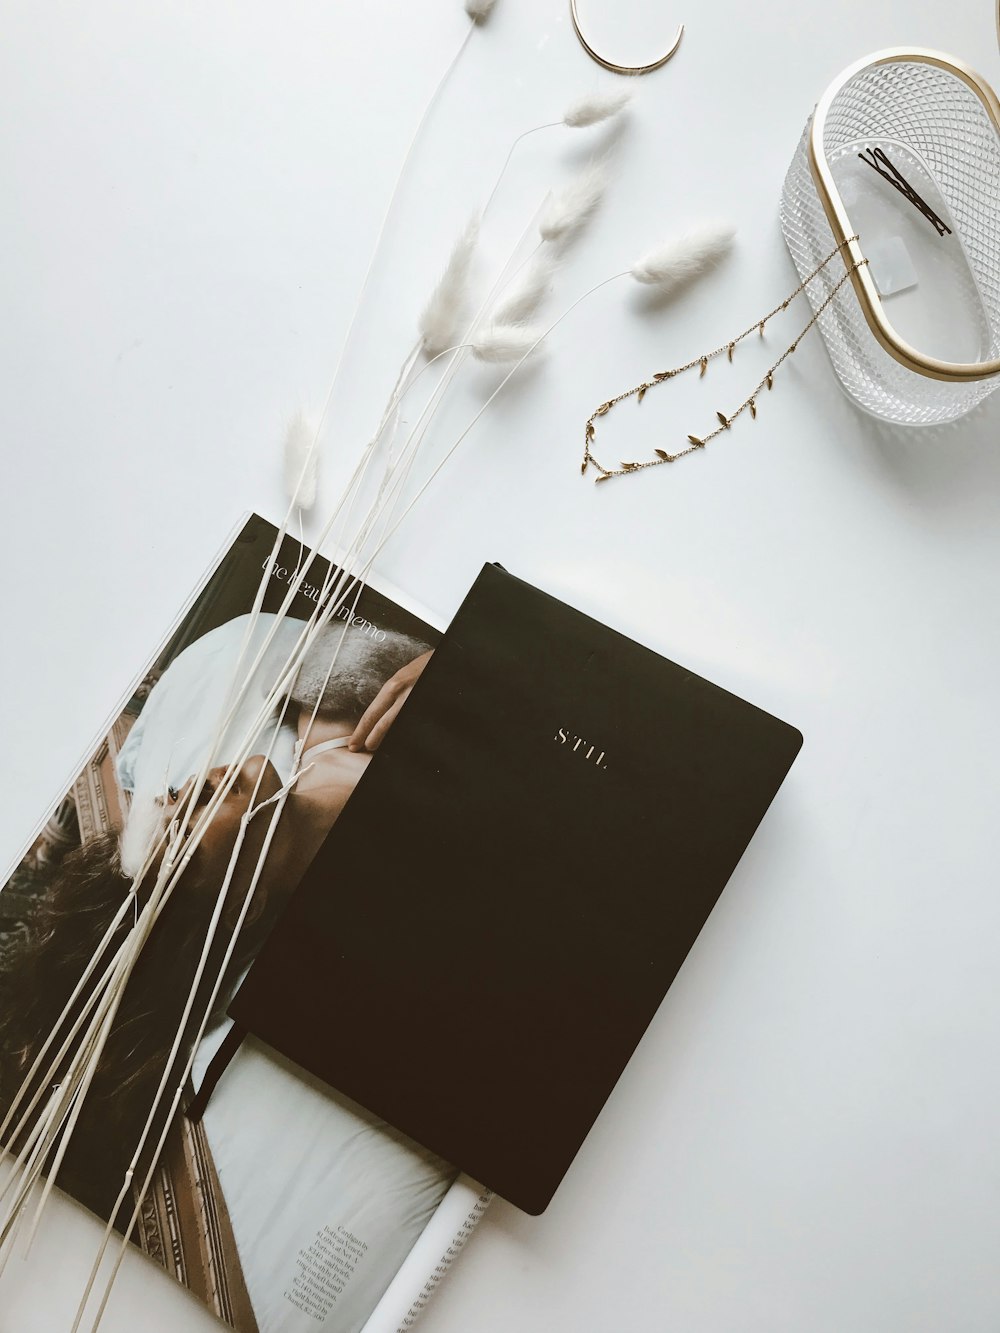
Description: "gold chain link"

(582, 238), (868, 483)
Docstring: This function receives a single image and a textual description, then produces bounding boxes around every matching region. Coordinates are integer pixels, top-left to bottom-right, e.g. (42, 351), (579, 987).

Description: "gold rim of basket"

(808, 47), (1000, 384)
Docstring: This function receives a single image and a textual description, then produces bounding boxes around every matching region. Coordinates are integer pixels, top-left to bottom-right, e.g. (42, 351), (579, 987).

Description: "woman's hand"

(348, 650), (433, 753)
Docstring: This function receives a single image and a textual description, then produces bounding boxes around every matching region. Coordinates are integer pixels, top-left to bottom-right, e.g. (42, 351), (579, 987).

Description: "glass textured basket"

(781, 49), (1000, 426)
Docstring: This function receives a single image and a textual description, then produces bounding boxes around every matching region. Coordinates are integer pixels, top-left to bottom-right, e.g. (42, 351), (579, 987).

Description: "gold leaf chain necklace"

(582, 237), (868, 484)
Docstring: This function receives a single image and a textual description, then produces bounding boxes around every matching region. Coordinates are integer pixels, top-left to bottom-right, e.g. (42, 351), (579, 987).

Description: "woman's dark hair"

(0, 827), (284, 1227)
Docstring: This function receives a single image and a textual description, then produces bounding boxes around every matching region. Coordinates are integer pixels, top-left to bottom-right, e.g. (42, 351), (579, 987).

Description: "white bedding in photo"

(193, 1024), (455, 1333)
(117, 613), (305, 877)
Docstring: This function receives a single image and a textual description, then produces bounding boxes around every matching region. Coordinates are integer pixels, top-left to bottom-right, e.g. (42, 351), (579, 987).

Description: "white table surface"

(2, 1), (1000, 1330)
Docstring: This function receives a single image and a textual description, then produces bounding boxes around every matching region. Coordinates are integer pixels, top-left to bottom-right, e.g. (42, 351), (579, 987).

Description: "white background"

(2, 1), (1000, 1330)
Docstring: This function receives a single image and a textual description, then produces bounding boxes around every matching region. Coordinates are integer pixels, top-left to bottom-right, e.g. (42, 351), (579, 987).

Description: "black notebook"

(230, 563), (802, 1214)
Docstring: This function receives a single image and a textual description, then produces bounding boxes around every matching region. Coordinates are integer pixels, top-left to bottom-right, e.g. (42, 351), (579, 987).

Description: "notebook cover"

(231, 563), (803, 1214)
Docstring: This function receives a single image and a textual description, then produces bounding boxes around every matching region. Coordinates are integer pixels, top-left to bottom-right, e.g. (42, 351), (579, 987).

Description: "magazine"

(0, 513), (490, 1333)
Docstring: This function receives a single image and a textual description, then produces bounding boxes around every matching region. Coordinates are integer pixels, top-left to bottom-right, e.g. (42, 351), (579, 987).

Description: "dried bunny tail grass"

(284, 2), (490, 532)
(489, 249), (557, 325)
(369, 271), (633, 558)
(481, 81), (630, 219)
(8, 116), (498, 1315)
(471, 323), (546, 363)
(283, 410), (319, 511)
(538, 157), (608, 245)
(563, 86), (633, 128)
(630, 221), (736, 295)
(419, 215), (481, 357)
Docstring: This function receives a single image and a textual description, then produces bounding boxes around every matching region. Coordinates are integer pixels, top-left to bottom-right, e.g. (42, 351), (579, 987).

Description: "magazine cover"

(0, 514), (486, 1333)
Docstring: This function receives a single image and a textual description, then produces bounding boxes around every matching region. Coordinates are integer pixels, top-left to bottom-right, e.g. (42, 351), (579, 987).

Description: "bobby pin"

(857, 147), (951, 237)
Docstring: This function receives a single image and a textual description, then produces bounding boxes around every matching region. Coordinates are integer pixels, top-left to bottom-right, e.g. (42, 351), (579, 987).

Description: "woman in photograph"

(0, 611), (440, 1333)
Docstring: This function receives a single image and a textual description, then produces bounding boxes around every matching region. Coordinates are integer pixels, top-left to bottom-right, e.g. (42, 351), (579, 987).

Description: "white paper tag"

(866, 235), (919, 297)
